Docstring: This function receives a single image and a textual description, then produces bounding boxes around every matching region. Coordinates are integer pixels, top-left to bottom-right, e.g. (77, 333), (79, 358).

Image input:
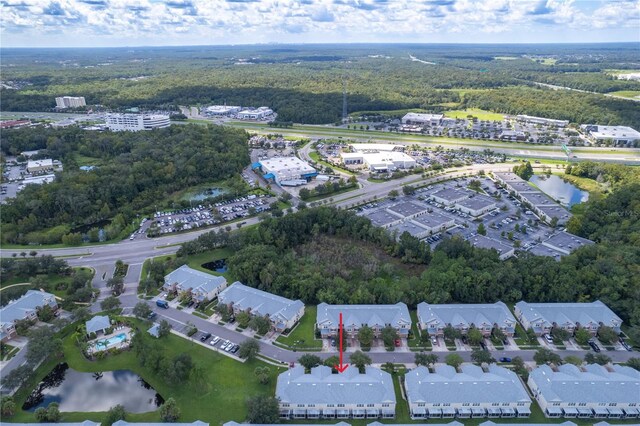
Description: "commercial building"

(541, 231), (594, 255)
(581, 125), (640, 146)
(405, 365), (532, 419)
(417, 302), (517, 337)
(27, 158), (54, 174)
(163, 265), (227, 303)
(254, 156), (317, 185)
(0, 120), (31, 129)
(350, 143), (404, 152)
(499, 130), (526, 141)
(0, 290), (58, 341)
(341, 151), (417, 172)
(401, 113), (444, 126)
(455, 195), (497, 217)
(218, 282), (304, 331)
(365, 210), (404, 229)
(528, 364), (640, 419)
(387, 221), (432, 239)
(516, 115), (569, 128)
(55, 96), (86, 109)
(410, 212), (456, 235)
(316, 302), (411, 339)
(237, 107), (273, 120)
(468, 235), (515, 260)
(431, 188), (468, 206)
(203, 105), (241, 115)
(106, 113), (171, 131)
(514, 300), (623, 336)
(276, 366), (396, 419)
(387, 201), (430, 220)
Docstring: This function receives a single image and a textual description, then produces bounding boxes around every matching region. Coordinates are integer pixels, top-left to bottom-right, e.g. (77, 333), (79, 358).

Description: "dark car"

(479, 342), (487, 351)
(499, 357), (512, 363)
(231, 345), (239, 354)
(200, 332), (212, 342)
(589, 341), (601, 352)
(148, 312), (157, 320)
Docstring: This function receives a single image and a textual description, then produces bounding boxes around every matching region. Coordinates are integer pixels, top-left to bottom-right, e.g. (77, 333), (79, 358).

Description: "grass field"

(308, 150), (356, 175)
(494, 56), (519, 61)
(609, 90), (640, 99)
(444, 108), (505, 121)
(275, 305), (322, 350)
(8, 318), (283, 424)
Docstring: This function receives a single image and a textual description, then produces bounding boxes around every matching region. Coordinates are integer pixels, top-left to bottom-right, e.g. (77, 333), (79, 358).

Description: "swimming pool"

(95, 333), (127, 349)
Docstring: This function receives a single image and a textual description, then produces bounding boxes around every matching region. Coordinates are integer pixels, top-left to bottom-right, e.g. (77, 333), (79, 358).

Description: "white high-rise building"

(55, 96), (86, 109)
(106, 113), (171, 131)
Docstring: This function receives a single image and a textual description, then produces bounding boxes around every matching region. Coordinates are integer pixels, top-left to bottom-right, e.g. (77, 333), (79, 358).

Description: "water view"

(22, 363), (164, 413)
(529, 174), (589, 207)
(189, 187), (226, 201)
(202, 258), (228, 273)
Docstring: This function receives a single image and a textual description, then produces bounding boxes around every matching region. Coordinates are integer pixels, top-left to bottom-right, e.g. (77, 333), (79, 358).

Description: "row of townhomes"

(274, 363), (639, 420)
(0, 290), (58, 342)
(316, 300), (622, 340)
(163, 264), (228, 303)
(19, 421), (628, 426)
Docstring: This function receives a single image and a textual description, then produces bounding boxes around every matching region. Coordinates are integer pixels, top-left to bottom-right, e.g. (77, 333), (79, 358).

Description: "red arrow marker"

(334, 312), (349, 373)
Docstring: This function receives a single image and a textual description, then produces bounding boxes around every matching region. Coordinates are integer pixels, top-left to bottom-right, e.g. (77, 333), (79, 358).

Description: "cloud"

(43, 1), (65, 15)
(527, 0), (552, 15)
(311, 7), (335, 22)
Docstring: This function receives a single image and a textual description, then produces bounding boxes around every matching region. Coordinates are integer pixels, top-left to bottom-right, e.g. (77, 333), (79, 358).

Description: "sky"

(1, 0), (639, 47)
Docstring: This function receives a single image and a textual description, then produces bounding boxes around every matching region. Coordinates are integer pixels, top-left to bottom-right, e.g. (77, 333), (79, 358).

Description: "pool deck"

(87, 326), (133, 354)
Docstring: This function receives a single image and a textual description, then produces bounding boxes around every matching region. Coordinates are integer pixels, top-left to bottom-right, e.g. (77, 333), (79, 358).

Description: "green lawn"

(184, 247), (233, 276)
(444, 108), (505, 121)
(308, 150), (356, 175)
(276, 305), (322, 350)
(8, 318), (283, 424)
(609, 90), (640, 99)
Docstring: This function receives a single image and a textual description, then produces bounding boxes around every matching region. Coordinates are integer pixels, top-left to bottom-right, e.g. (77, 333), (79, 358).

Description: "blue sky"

(1, 0), (639, 47)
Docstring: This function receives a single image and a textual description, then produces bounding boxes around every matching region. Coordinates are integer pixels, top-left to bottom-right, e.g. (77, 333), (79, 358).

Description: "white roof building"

(106, 113), (170, 131)
(55, 96), (86, 109)
(203, 105), (241, 115)
(516, 115), (569, 127)
(237, 107), (273, 120)
(417, 301), (517, 336)
(582, 125), (640, 146)
(405, 365), (531, 419)
(257, 156), (317, 184)
(401, 113), (444, 125)
(316, 302), (411, 337)
(541, 231), (594, 255)
(218, 282), (304, 331)
(514, 300), (623, 335)
(528, 364), (640, 419)
(27, 158), (53, 173)
(276, 366), (396, 419)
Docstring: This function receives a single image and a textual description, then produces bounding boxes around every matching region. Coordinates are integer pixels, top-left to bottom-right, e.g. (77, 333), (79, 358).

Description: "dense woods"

(179, 182), (640, 337)
(0, 125), (250, 244)
(2, 44), (638, 126)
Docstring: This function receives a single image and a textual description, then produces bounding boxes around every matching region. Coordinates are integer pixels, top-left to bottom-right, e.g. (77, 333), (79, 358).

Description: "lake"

(22, 363), (164, 413)
(189, 187), (226, 201)
(529, 174), (589, 207)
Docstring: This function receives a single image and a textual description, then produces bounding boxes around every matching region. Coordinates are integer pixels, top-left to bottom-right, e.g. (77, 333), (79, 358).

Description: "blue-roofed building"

(148, 323), (160, 338)
(276, 366), (396, 419)
(405, 365), (531, 419)
(316, 302), (411, 339)
(255, 156), (317, 185)
(528, 364), (640, 419)
(0, 290), (58, 342)
(417, 302), (517, 337)
(218, 282), (304, 331)
(86, 315), (111, 335)
(515, 300), (623, 336)
(163, 265), (227, 303)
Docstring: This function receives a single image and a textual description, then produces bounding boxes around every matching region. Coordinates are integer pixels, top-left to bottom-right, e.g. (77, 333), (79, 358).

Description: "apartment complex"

(163, 265), (228, 303)
(417, 302), (517, 337)
(276, 366), (396, 419)
(0, 290), (58, 341)
(528, 364), (640, 419)
(218, 282), (304, 331)
(405, 365), (532, 419)
(55, 96), (86, 108)
(316, 302), (411, 339)
(514, 300), (623, 336)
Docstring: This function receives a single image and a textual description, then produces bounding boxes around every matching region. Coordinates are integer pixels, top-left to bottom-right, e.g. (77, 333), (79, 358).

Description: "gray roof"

(468, 235), (514, 256)
(417, 301), (517, 329)
(456, 195), (496, 211)
(363, 209), (402, 227)
(165, 265), (226, 294)
(317, 302), (411, 329)
(529, 364), (640, 405)
(371, 423), (462, 426)
(387, 201), (429, 218)
(218, 282), (303, 323)
(1, 290), (57, 326)
(411, 211), (454, 229)
(147, 323), (160, 338)
(515, 300), (622, 329)
(8, 423), (99, 426)
(543, 231), (593, 252)
(225, 423), (350, 426)
(86, 315), (111, 334)
(432, 188), (468, 203)
(387, 221), (428, 238)
(405, 365), (531, 405)
(113, 422), (208, 426)
(481, 423), (577, 426)
(276, 366), (396, 405)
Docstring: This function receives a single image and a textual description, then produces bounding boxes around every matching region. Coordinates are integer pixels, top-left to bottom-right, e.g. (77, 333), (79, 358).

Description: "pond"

(202, 258), (227, 273)
(189, 187), (226, 201)
(22, 363), (164, 413)
(529, 174), (589, 207)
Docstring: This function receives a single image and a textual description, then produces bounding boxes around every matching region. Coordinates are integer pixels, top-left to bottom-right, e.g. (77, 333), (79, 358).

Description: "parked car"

(147, 312), (157, 320)
(231, 345), (239, 354)
(543, 334), (554, 344)
(200, 332), (212, 342)
(210, 336), (220, 346)
(394, 339), (401, 347)
(499, 357), (512, 363)
(588, 339), (601, 352)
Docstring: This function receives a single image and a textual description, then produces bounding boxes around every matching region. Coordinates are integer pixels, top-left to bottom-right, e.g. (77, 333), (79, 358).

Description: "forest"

(2, 44), (638, 126)
(0, 125), (250, 245)
(178, 177), (640, 343)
